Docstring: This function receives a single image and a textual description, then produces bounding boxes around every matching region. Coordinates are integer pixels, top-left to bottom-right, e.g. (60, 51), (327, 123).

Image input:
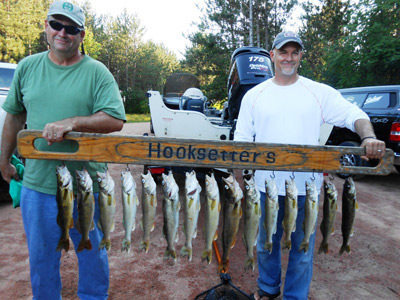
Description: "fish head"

(97, 170), (115, 194)
(141, 172), (156, 194)
(56, 165), (72, 188)
(324, 180), (338, 199)
(121, 169), (135, 193)
(343, 177), (356, 196)
(222, 174), (243, 203)
(205, 173), (218, 199)
(75, 168), (93, 192)
(244, 176), (259, 201)
(265, 177), (278, 199)
(161, 171), (178, 199)
(285, 178), (298, 199)
(185, 170), (201, 196)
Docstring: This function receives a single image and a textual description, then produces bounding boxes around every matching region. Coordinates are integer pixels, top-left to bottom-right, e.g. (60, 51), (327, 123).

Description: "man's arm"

(42, 111), (124, 145)
(0, 112), (27, 183)
(354, 119), (386, 160)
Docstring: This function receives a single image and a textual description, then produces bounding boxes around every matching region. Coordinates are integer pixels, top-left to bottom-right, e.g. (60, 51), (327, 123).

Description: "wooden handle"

(17, 130), (394, 175)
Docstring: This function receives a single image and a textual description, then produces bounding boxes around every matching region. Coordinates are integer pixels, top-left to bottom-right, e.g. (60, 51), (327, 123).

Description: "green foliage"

(300, 0), (400, 88)
(125, 113), (150, 123)
(0, 0), (49, 63)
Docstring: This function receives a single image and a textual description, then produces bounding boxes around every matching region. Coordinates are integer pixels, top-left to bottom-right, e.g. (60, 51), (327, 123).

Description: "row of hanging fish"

(55, 164), (358, 270)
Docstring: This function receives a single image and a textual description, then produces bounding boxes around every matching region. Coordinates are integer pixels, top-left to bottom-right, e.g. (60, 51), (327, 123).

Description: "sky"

(92, 0), (205, 59)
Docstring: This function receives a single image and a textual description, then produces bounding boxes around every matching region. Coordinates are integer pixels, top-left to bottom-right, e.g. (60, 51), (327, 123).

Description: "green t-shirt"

(3, 51), (126, 195)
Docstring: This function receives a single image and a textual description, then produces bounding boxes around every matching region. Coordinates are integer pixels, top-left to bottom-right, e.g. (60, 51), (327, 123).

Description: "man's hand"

(42, 119), (74, 146)
(0, 162), (18, 184)
(360, 137), (386, 161)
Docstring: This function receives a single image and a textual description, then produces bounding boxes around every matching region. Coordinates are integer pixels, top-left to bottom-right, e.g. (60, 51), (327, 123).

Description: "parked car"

(327, 85), (400, 178)
(0, 62), (18, 201)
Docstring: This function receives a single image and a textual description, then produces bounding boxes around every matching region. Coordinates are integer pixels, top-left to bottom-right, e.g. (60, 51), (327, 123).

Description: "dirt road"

(0, 122), (399, 299)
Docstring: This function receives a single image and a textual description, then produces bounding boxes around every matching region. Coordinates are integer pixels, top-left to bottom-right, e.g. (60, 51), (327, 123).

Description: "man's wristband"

(360, 136), (376, 143)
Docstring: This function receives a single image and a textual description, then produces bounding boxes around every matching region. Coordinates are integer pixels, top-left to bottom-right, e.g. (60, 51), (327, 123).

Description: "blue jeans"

(257, 193), (318, 300)
(20, 187), (109, 300)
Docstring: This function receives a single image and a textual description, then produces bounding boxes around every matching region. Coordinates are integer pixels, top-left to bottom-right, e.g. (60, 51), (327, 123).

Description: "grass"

(125, 114), (150, 123)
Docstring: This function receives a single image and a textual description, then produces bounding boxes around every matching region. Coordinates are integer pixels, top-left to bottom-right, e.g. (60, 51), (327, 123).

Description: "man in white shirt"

(234, 31), (385, 300)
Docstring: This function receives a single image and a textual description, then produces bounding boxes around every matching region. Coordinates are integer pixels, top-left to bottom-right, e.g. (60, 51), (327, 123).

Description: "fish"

(299, 179), (319, 253)
(180, 170), (202, 261)
(220, 174), (243, 273)
(318, 179), (338, 254)
(121, 168), (139, 253)
(242, 175), (261, 271)
(339, 177), (358, 255)
(96, 169), (116, 251)
(75, 168), (95, 252)
(202, 172), (220, 264)
(139, 171), (157, 253)
(161, 171), (180, 261)
(282, 178), (298, 251)
(264, 177), (279, 254)
(55, 164), (75, 252)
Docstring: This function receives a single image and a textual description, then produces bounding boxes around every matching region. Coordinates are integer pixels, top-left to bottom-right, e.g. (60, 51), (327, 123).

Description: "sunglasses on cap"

(49, 20), (83, 35)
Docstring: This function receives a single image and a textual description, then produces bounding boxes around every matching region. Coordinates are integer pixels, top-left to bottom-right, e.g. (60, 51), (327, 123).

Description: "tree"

(0, 0), (49, 63)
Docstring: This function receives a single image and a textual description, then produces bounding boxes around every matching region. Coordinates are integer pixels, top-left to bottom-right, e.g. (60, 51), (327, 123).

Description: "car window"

(341, 93), (367, 108)
(363, 93), (390, 109)
(0, 67), (16, 89)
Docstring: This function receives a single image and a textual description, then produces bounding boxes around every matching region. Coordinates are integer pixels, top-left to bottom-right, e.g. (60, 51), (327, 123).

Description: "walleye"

(220, 174), (243, 273)
(339, 177), (358, 255)
(75, 168), (95, 252)
(202, 172), (220, 264)
(242, 175), (261, 271)
(299, 179), (319, 253)
(161, 171), (180, 261)
(139, 171), (157, 253)
(121, 168), (139, 253)
(264, 177), (279, 254)
(282, 178), (298, 250)
(318, 179), (338, 254)
(180, 170), (202, 261)
(56, 165), (74, 252)
(97, 169), (116, 251)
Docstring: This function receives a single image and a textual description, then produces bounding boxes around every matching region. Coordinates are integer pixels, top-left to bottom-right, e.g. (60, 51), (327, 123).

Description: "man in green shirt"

(0, 2), (126, 299)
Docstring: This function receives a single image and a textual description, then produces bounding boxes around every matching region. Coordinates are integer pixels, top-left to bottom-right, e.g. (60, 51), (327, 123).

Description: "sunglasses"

(49, 20), (83, 35)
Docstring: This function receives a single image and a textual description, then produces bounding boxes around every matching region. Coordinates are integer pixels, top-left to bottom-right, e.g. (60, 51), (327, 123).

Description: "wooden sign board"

(17, 130), (394, 175)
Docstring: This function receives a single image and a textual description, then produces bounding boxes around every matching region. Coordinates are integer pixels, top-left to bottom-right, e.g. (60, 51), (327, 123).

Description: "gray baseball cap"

(271, 31), (303, 50)
(47, 1), (85, 28)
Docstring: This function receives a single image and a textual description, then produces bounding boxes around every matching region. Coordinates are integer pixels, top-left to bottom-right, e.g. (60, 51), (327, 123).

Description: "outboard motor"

(179, 88), (207, 113)
(227, 46), (274, 121)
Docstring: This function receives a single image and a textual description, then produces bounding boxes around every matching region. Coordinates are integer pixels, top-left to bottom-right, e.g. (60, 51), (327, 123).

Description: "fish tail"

(77, 238), (92, 253)
(299, 241), (309, 253)
(99, 239), (111, 251)
(244, 257), (255, 271)
(180, 245), (192, 261)
(121, 238), (131, 253)
(139, 240), (150, 253)
(282, 239), (292, 251)
(339, 244), (351, 255)
(264, 242), (273, 253)
(201, 249), (212, 264)
(56, 237), (70, 252)
(318, 242), (329, 254)
(164, 248), (177, 261)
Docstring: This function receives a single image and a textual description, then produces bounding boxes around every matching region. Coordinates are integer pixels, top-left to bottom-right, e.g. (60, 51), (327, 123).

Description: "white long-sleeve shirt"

(234, 76), (369, 195)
